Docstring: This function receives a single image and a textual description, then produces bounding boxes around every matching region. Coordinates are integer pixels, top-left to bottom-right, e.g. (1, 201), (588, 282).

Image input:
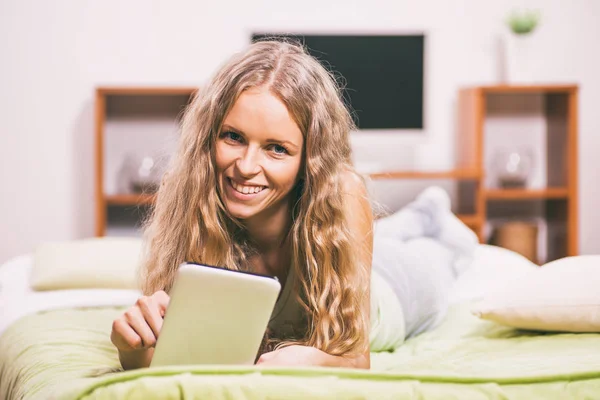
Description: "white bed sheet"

(0, 255), (141, 335)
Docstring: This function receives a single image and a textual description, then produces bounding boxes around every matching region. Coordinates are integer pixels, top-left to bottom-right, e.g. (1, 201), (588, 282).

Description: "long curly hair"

(140, 39), (370, 357)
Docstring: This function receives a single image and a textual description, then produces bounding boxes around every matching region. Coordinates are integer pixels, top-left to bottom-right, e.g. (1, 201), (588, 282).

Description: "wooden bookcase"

(94, 84), (578, 263)
(456, 84), (578, 263)
(95, 87), (197, 237)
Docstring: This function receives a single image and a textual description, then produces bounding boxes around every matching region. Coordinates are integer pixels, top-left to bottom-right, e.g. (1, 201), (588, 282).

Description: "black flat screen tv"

(251, 33), (424, 131)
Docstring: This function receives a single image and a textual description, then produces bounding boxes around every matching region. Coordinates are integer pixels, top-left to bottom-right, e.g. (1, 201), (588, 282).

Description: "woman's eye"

(271, 144), (288, 155)
(223, 131), (242, 142)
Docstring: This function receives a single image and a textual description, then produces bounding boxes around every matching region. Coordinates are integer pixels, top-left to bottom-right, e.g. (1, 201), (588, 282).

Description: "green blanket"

(1, 304), (599, 400)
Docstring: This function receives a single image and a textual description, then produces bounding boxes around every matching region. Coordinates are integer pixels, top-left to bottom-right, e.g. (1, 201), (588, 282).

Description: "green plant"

(506, 10), (541, 35)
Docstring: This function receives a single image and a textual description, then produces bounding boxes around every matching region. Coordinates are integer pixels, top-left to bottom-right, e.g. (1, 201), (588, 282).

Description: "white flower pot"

(503, 31), (538, 84)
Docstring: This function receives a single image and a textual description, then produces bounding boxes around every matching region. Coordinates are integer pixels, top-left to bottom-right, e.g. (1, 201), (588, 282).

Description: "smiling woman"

(109, 39), (476, 372)
(108, 39), (374, 371)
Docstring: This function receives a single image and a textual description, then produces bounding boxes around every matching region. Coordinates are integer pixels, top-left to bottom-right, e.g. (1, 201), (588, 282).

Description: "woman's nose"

(235, 147), (261, 178)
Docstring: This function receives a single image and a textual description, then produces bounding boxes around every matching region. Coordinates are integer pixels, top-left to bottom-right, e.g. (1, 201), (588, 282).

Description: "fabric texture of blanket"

(1, 303), (599, 400)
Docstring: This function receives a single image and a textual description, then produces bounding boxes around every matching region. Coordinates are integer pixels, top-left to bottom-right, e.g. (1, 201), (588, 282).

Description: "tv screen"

(251, 33), (424, 130)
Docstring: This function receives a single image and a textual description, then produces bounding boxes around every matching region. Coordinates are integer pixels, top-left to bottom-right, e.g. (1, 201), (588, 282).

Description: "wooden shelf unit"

(95, 86), (197, 237)
(457, 84), (578, 261)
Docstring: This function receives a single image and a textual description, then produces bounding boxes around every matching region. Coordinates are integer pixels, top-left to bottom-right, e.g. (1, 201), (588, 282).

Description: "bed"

(1, 245), (600, 400)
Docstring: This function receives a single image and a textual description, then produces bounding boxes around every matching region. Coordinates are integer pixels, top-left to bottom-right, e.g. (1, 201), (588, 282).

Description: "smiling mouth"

(227, 178), (267, 195)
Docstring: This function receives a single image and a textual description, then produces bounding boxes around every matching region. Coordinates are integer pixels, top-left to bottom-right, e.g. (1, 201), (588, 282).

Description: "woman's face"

(215, 86), (304, 221)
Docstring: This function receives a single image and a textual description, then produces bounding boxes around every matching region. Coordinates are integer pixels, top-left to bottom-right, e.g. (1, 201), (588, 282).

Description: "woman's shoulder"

(339, 167), (368, 195)
(338, 167), (373, 229)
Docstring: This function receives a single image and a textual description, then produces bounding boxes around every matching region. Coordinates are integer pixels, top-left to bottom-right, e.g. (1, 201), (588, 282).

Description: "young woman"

(110, 40), (477, 370)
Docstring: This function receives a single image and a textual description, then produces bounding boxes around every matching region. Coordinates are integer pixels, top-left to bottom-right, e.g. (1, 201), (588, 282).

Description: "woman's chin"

(225, 204), (258, 220)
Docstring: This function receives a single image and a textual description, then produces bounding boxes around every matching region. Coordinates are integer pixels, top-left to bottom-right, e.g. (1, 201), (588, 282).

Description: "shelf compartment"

(485, 188), (569, 200)
(105, 203), (152, 238)
(486, 198), (570, 263)
(482, 88), (574, 191)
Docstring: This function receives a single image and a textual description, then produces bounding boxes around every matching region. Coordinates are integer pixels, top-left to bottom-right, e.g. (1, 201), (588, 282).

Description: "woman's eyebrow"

(221, 124), (245, 135)
(221, 124), (300, 150)
(266, 138), (299, 151)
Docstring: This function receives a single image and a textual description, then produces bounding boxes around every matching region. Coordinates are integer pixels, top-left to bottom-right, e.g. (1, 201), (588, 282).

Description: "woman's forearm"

(321, 352), (370, 369)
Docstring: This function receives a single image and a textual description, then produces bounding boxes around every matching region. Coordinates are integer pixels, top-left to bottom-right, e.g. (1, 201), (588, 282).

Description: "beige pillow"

(31, 237), (143, 291)
(472, 255), (600, 332)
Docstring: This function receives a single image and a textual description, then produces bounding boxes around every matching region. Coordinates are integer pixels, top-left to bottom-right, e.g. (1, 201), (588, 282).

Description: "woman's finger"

(125, 307), (156, 348)
(152, 290), (170, 317)
(111, 318), (143, 351)
(137, 296), (163, 338)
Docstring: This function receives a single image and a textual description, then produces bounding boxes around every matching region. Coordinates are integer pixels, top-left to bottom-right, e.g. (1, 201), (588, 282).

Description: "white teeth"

(230, 180), (265, 195)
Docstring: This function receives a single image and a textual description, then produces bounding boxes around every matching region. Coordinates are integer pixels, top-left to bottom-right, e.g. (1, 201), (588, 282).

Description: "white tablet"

(150, 262), (281, 367)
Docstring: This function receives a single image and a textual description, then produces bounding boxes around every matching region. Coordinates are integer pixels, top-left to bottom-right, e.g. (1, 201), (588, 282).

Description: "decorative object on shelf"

(495, 221), (539, 263)
(117, 153), (169, 194)
(502, 9), (541, 83)
(492, 148), (534, 188)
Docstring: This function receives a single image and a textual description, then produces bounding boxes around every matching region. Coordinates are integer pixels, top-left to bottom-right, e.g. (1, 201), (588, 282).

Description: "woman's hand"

(256, 345), (328, 367)
(110, 290), (170, 369)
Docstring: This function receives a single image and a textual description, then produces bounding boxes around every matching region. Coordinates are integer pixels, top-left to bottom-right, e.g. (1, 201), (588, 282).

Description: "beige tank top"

(267, 266), (306, 340)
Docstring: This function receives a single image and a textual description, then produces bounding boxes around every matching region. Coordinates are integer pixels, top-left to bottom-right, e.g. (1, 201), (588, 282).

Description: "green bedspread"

(1, 304), (599, 400)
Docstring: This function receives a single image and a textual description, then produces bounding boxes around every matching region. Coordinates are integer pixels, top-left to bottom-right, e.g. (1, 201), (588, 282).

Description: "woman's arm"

(256, 344), (369, 368)
(339, 170), (373, 369)
(257, 170), (374, 369)
(319, 348), (370, 369)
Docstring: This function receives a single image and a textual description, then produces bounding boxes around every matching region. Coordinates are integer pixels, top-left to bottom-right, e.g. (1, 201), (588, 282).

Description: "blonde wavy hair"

(141, 39), (370, 357)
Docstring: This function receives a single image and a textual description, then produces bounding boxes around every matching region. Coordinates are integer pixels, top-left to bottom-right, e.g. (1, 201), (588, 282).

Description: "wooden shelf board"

(457, 214), (482, 227)
(97, 87), (197, 96)
(105, 194), (156, 206)
(475, 84), (578, 94)
(105, 194), (481, 226)
(368, 169), (481, 180)
(484, 188), (569, 200)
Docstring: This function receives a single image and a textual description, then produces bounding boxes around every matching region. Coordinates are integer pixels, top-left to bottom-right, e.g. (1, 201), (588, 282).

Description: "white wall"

(1, 0), (599, 264)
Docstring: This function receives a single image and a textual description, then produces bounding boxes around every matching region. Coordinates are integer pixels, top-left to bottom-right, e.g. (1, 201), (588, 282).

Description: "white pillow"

(30, 237), (143, 291)
(0, 255), (34, 297)
(449, 244), (538, 304)
(472, 255), (600, 332)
